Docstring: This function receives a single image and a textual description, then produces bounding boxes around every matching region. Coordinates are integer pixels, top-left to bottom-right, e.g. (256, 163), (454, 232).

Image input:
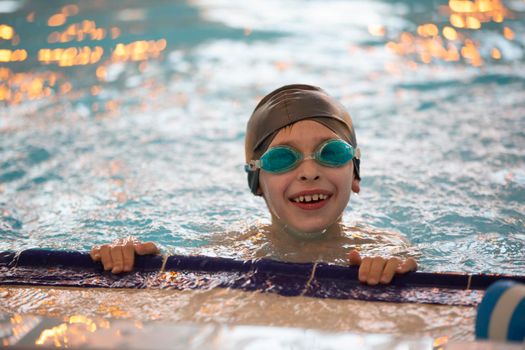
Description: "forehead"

(269, 120), (339, 147)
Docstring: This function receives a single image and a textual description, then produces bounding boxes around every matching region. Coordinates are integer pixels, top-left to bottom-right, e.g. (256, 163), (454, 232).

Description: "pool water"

(1, 0), (523, 274)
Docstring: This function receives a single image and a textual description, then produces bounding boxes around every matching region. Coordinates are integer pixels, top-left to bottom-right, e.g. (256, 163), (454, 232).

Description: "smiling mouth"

(290, 193), (330, 204)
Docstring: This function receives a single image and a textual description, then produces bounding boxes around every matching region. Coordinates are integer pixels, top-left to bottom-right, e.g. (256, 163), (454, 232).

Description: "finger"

(122, 236), (136, 245)
(380, 257), (402, 284)
(358, 257), (372, 283)
(135, 242), (160, 255)
(396, 257), (418, 274)
(368, 257), (387, 285)
(110, 245), (124, 274)
(122, 241), (135, 272)
(90, 246), (101, 261)
(99, 245), (112, 271)
(348, 249), (362, 266)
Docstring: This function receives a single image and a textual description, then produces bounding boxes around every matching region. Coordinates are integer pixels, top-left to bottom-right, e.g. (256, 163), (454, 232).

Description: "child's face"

(258, 120), (360, 234)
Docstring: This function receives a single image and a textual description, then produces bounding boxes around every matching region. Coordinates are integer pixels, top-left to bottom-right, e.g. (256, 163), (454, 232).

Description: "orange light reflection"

(38, 46), (104, 66)
(62, 4), (79, 16)
(368, 24), (386, 37)
(48, 13), (67, 27)
(34, 315), (98, 347)
(384, 0), (510, 67)
(111, 39), (167, 62)
(448, 0), (509, 29)
(491, 47), (501, 59)
(0, 24), (14, 40)
(442, 26), (458, 40)
(47, 20), (110, 44)
(0, 49), (27, 62)
(503, 26), (514, 40)
(26, 12), (35, 22)
(0, 69), (68, 104)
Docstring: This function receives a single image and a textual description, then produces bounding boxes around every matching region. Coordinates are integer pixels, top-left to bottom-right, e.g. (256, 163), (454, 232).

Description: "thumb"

(348, 249), (362, 266)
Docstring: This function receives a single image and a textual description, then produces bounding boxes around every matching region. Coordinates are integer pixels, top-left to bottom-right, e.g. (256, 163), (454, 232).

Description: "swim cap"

(245, 84), (360, 196)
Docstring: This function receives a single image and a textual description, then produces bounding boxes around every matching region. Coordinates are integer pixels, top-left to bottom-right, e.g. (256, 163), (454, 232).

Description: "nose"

(297, 159), (320, 181)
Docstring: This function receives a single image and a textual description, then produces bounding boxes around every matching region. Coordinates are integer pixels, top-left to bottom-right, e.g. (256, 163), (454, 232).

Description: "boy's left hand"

(348, 249), (417, 285)
(90, 236), (160, 274)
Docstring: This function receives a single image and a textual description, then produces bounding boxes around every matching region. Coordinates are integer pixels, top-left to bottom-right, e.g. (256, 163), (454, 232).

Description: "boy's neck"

(270, 217), (344, 241)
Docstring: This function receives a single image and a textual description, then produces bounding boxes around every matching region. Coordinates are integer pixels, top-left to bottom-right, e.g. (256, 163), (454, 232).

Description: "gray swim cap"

(245, 84), (360, 196)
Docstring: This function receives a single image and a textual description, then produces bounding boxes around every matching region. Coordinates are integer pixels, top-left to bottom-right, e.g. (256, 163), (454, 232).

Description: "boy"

(91, 84), (417, 285)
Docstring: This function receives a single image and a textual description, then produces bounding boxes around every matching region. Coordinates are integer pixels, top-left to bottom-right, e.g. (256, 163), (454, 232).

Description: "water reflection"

(0, 313), (41, 346)
(0, 0), (521, 107)
(0, 2), (170, 106)
(0, 24), (14, 40)
(0, 0), (524, 276)
(35, 315), (99, 347)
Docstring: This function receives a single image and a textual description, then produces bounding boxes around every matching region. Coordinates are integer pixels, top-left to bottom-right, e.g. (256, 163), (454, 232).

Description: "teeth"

(292, 194), (328, 203)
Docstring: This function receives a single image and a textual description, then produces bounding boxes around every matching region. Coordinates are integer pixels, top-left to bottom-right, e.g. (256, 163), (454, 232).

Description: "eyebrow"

(273, 136), (335, 149)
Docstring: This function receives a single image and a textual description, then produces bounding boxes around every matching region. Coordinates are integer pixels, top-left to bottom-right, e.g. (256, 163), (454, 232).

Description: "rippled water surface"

(1, 0), (524, 275)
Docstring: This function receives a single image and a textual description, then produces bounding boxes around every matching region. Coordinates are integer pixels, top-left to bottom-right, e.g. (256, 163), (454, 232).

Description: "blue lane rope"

(1, 249), (524, 306)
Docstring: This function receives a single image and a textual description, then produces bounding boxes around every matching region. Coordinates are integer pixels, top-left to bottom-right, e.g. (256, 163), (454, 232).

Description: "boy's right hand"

(90, 236), (160, 274)
(348, 249), (417, 285)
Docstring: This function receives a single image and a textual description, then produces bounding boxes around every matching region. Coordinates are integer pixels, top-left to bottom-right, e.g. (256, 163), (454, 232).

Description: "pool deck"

(1, 312), (522, 350)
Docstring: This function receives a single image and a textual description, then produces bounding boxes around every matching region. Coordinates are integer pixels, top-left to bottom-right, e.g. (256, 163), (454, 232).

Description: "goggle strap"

(245, 160), (261, 172)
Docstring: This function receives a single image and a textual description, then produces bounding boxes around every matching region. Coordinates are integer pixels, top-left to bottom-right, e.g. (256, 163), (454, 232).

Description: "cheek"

(259, 173), (290, 201)
(327, 166), (354, 188)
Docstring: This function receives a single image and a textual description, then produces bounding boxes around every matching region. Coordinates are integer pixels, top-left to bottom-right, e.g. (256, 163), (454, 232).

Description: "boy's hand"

(348, 249), (417, 285)
(90, 236), (160, 274)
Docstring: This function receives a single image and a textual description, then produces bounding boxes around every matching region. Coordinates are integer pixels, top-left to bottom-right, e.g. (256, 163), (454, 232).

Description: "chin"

(290, 220), (331, 234)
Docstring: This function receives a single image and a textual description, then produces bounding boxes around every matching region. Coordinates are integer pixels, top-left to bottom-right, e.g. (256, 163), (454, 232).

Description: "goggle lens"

(260, 146), (300, 173)
(317, 139), (355, 167)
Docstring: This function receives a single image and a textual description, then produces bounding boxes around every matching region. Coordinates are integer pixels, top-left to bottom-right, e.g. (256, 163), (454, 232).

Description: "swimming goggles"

(245, 139), (360, 174)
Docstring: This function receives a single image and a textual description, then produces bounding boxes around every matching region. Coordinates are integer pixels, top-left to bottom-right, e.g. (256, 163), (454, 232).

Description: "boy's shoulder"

(342, 223), (418, 259)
